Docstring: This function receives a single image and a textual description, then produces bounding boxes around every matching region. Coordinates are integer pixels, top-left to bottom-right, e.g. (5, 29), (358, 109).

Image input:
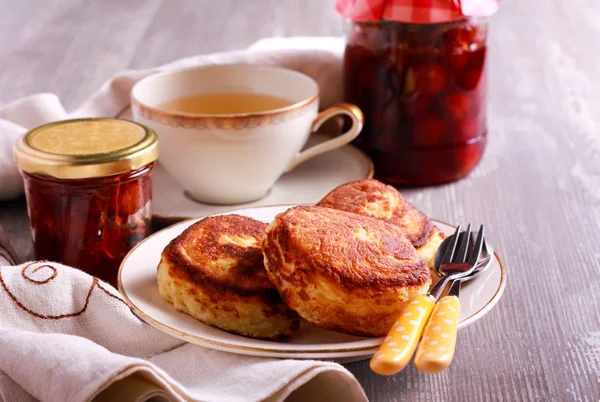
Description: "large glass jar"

(343, 18), (488, 185)
(14, 118), (159, 286)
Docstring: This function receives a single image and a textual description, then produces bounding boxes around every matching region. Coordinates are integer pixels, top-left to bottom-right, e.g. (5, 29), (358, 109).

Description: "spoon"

(434, 231), (493, 290)
(413, 233), (493, 373)
(370, 225), (484, 375)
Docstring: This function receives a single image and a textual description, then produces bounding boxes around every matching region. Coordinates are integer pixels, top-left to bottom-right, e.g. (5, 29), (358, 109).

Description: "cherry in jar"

(343, 18), (489, 185)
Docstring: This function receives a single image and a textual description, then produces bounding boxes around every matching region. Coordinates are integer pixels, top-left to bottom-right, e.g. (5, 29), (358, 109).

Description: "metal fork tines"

(429, 224), (484, 301)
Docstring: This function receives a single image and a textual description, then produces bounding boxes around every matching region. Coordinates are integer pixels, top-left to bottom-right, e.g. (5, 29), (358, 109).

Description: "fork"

(414, 228), (486, 373)
(370, 224), (484, 376)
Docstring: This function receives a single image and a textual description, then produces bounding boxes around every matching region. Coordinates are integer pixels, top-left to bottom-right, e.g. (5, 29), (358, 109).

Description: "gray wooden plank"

(128, 0), (342, 69)
(0, 0), (162, 109)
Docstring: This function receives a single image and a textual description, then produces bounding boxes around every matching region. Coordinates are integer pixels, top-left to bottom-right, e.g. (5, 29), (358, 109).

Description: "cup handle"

(285, 103), (364, 172)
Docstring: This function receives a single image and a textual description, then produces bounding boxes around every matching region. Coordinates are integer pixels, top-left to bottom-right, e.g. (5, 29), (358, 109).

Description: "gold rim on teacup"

(131, 65), (320, 130)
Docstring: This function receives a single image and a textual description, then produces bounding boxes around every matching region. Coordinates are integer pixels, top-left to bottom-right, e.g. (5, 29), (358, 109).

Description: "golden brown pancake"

(262, 206), (431, 337)
(157, 214), (301, 340)
(317, 179), (444, 268)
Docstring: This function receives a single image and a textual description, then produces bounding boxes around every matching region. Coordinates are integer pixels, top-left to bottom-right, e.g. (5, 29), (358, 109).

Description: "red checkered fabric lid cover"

(336, 0), (499, 23)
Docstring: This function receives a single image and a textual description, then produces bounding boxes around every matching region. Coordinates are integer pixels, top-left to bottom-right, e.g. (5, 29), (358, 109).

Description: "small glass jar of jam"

(14, 118), (159, 286)
(338, 0), (496, 185)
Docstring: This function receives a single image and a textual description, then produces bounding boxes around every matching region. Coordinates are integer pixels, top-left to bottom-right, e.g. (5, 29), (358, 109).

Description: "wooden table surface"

(1, 1), (599, 401)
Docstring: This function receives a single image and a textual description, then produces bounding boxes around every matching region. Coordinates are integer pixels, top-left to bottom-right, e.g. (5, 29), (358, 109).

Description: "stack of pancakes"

(157, 179), (444, 339)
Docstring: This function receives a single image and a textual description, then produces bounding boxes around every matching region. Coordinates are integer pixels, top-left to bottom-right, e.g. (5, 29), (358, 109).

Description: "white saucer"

(118, 205), (507, 361)
(151, 133), (374, 222)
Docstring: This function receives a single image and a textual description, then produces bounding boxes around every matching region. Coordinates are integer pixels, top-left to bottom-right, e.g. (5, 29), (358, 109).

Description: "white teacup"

(131, 65), (363, 205)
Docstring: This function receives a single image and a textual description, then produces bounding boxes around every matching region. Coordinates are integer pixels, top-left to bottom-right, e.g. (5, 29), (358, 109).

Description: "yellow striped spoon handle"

(370, 294), (435, 376)
(414, 295), (461, 373)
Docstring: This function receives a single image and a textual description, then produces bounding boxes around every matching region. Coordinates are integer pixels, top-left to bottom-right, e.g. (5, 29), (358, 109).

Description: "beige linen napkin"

(0, 247), (367, 402)
(0, 36), (345, 201)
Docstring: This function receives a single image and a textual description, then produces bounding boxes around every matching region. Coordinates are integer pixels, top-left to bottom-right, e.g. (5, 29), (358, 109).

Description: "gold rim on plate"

(118, 210), (507, 356)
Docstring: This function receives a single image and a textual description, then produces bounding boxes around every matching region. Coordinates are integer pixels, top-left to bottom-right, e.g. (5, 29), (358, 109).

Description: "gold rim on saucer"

(117, 212), (506, 357)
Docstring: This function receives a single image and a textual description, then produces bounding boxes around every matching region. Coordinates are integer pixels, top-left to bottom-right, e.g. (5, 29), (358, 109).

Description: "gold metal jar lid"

(14, 118), (159, 179)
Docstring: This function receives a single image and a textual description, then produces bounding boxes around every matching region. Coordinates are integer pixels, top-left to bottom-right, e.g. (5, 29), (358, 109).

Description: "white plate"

(151, 133), (374, 222)
(118, 205), (506, 360)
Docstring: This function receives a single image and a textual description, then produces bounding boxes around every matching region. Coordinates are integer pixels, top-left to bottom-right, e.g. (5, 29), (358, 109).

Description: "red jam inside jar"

(22, 165), (154, 285)
(14, 118), (159, 286)
(343, 18), (488, 185)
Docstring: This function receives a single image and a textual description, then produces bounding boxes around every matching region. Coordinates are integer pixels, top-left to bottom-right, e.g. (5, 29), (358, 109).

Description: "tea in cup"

(131, 64), (363, 205)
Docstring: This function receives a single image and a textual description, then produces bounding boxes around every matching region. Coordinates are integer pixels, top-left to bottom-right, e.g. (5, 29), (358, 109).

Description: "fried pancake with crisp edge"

(317, 179), (445, 268)
(158, 214), (301, 340)
(262, 206), (431, 337)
